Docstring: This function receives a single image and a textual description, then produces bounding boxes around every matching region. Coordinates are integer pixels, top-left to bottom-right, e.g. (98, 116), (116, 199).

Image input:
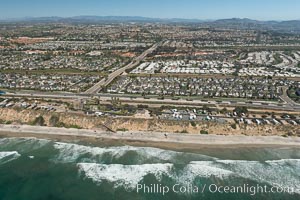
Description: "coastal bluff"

(0, 108), (299, 136)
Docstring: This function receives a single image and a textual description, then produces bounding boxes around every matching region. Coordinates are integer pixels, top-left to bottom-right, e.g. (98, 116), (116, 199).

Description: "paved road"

(280, 87), (299, 105)
(84, 42), (161, 94)
(279, 86), (300, 110)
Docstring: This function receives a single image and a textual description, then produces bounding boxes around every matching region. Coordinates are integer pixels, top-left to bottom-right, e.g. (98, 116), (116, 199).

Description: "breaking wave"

(77, 159), (300, 193)
(1, 138), (299, 195)
(215, 159), (300, 192)
(53, 142), (216, 164)
(51, 141), (300, 193)
(78, 163), (173, 189)
(0, 151), (21, 164)
(77, 161), (233, 190)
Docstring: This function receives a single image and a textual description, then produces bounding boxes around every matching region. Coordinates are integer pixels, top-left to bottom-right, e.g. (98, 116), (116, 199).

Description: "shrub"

(231, 123), (237, 129)
(137, 104), (149, 109)
(180, 130), (188, 133)
(49, 115), (60, 127)
(32, 116), (45, 126)
(66, 124), (82, 129)
(116, 128), (129, 132)
(233, 107), (248, 115)
(190, 121), (196, 127)
(200, 130), (209, 135)
(54, 121), (81, 129)
(220, 107), (228, 114)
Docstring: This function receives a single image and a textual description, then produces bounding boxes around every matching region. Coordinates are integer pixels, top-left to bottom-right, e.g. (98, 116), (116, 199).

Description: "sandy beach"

(0, 124), (299, 150)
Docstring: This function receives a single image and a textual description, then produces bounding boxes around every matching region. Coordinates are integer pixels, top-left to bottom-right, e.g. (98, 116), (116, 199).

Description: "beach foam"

(179, 161), (233, 182)
(77, 159), (300, 193)
(215, 159), (300, 193)
(53, 143), (152, 163)
(78, 163), (173, 190)
(53, 142), (300, 193)
(2, 138), (298, 193)
(77, 161), (233, 190)
(53, 142), (215, 164)
(0, 137), (50, 152)
(0, 151), (21, 164)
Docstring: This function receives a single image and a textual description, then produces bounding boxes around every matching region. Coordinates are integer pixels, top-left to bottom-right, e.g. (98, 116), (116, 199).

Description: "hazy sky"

(1, 0), (300, 20)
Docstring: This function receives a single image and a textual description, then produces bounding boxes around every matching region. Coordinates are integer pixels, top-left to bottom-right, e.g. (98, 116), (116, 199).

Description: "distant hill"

(214, 18), (261, 24)
(0, 16), (204, 23)
(205, 18), (300, 33)
(1, 16), (300, 33)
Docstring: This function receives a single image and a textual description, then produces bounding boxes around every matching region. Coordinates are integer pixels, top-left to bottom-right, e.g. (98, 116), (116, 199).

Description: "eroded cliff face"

(0, 108), (41, 124)
(0, 108), (299, 136)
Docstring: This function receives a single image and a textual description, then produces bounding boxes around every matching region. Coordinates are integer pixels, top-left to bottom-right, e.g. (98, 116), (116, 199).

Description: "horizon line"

(0, 15), (299, 22)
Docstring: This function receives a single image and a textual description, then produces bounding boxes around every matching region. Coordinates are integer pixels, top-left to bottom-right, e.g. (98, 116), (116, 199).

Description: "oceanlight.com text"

(136, 183), (298, 196)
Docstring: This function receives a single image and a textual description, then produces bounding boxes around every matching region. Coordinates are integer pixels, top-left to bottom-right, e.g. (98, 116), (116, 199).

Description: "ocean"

(0, 137), (299, 200)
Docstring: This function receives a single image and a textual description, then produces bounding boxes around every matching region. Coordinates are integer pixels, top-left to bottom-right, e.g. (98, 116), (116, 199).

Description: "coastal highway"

(3, 90), (300, 112)
(84, 42), (161, 94)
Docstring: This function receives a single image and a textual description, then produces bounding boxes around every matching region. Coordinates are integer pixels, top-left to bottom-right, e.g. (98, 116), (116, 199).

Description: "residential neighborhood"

(107, 76), (297, 100)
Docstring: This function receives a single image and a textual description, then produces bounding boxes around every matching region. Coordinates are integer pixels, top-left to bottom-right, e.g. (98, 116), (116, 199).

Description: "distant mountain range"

(0, 16), (208, 23)
(208, 18), (300, 32)
(1, 16), (300, 32)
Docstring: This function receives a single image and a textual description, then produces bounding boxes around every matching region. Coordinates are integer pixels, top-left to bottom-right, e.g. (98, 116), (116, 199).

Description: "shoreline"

(0, 124), (299, 150)
(1, 107), (299, 137)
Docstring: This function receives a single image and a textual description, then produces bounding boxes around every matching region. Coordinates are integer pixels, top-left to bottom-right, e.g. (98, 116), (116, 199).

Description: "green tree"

(32, 116), (45, 126)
